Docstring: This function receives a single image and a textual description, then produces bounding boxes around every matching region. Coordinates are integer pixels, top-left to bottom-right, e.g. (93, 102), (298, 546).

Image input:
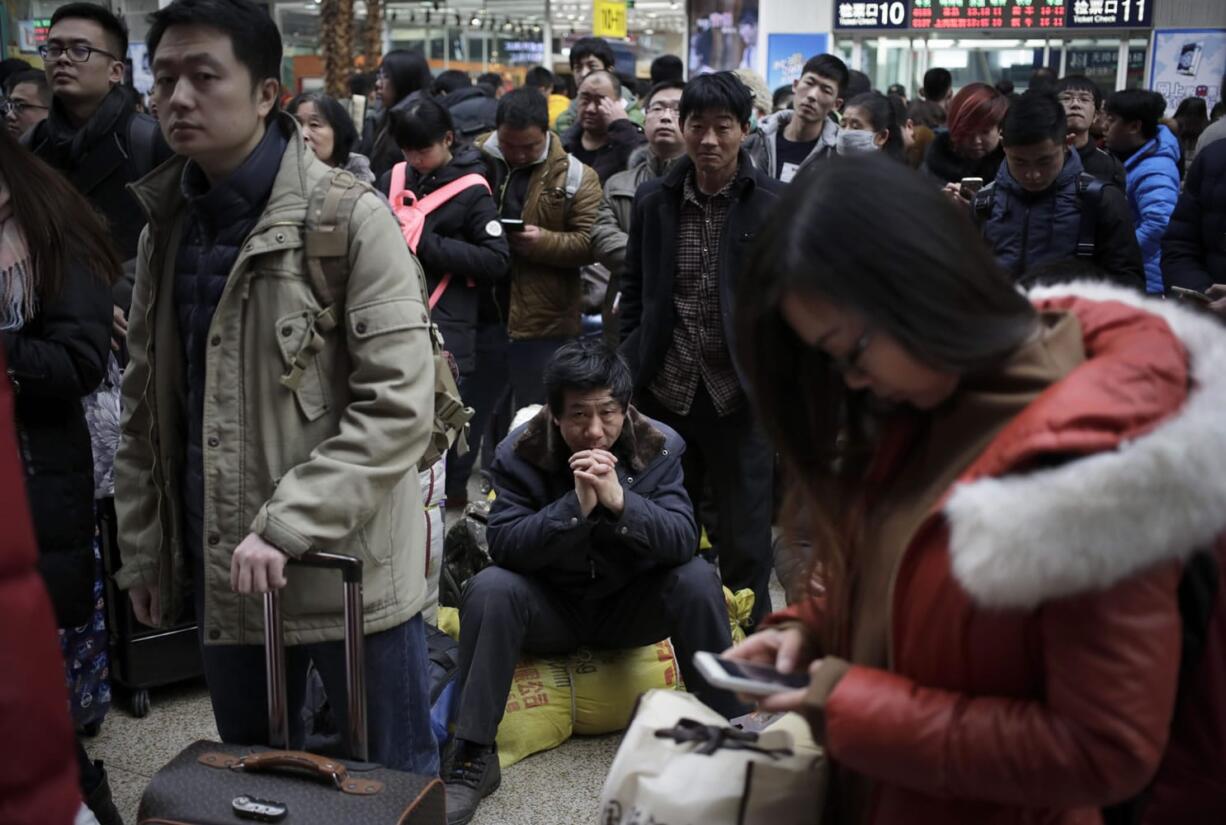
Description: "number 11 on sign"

(594, 0), (628, 40)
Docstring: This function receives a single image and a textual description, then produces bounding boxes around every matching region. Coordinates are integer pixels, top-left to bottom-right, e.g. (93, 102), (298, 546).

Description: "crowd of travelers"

(2, 2), (1225, 825)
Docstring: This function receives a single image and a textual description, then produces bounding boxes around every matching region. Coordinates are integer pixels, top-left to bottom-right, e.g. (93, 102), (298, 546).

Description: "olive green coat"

(114, 121), (436, 645)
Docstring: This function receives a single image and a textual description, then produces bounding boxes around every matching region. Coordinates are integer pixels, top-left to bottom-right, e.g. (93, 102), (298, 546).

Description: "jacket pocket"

(274, 310), (331, 422)
(347, 296), (430, 339)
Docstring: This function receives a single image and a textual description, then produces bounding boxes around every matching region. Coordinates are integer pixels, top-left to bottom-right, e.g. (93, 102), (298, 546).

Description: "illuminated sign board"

(911, 0), (1067, 32)
(834, 0), (1155, 29)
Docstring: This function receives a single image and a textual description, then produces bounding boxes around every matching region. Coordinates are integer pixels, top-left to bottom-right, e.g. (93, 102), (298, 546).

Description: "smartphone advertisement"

(1150, 29), (1226, 118)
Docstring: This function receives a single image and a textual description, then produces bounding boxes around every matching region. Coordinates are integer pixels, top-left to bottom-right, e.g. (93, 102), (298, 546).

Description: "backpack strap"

(1074, 172), (1105, 259)
(414, 173), (492, 217)
(126, 114), (159, 177)
(281, 169), (366, 391)
(564, 154), (584, 199)
(389, 162), (411, 207)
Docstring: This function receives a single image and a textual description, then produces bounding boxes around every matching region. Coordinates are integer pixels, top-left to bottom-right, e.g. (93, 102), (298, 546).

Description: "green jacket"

(114, 119), (436, 645)
(554, 87), (645, 134)
(477, 130), (602, 340)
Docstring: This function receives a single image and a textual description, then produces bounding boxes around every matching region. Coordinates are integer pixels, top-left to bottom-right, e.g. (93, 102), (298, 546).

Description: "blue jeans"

(194, 570), (439, 775)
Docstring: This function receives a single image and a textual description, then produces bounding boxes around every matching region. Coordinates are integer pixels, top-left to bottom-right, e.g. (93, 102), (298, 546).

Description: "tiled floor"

(88, 677), (623, 825)
(90, 480), (785, 824)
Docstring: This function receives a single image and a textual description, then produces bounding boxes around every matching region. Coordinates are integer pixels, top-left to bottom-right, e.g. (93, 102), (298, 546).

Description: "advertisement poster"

(1150, 29), (1226, 118)
(689, 0), (760, 76)
(766, 34), (830, 91)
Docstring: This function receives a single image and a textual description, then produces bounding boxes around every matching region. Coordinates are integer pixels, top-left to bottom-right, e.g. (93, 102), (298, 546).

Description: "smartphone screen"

(715, 658), (810, 690)
(959, 177), (985, 200)
(500, 219), (526, 232)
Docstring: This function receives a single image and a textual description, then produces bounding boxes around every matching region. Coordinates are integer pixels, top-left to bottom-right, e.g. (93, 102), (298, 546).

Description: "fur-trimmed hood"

(512, 404), (670, 476)
(946, 282), (1226, 609)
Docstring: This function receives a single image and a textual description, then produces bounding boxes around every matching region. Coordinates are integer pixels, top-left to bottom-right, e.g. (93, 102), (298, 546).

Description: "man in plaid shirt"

(619, 72), (785, 625)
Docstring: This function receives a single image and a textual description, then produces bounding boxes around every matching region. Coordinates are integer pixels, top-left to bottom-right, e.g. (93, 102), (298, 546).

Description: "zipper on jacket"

(1018, 203), (1031, 278)
(590, 557), (596, 580)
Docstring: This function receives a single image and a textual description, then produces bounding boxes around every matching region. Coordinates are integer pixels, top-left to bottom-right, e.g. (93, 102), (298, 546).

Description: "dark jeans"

(453, 559), (745, 745)
(193, 562), (439, 775)
(637, 385), (775, 626)
(507, 336), (571, 410)
(447, 322), (511, 498)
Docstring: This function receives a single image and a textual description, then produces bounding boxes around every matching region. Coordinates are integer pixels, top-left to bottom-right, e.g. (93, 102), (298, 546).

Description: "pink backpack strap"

(389, 162), (409, 204)
(413, 173), (492, 218)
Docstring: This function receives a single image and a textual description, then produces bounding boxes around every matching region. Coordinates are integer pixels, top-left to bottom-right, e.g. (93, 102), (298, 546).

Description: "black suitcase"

(98, 497), (203, 717)
(136, 551), (446, 824)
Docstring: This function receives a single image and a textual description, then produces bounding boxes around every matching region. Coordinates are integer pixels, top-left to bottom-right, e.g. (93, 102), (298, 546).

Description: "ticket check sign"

(594, 0), (628, 39)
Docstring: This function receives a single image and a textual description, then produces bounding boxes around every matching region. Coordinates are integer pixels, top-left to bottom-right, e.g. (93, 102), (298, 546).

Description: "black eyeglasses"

(1, 100), (49, 117)
(39, 43), (120, 63)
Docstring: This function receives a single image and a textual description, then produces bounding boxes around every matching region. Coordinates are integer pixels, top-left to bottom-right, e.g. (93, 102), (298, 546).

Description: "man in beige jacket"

(114, 0), (439, 774)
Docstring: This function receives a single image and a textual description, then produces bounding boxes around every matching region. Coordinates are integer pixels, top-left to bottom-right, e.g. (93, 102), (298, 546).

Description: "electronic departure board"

(911, 0), (1068, 31)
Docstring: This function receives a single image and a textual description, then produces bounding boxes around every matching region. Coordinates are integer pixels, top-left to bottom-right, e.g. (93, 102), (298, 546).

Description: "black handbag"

(137, 552), (445, 824)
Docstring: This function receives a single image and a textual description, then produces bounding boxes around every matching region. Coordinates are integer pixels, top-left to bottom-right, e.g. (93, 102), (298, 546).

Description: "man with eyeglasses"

(1055, 75), (1126, 189)
(28, 3), (170, 336)
(592, 80), (687, 345)
(3, 69), (50, 139)
(561, 69), (645, 184)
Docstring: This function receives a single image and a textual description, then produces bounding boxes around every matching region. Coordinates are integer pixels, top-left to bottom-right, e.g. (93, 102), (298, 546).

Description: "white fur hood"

(946, 282), (1226, 609)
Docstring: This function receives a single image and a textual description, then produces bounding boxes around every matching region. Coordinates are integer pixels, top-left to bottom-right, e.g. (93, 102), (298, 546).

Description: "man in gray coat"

(591, 80), (687, 345)
(742, 53), (847, 183)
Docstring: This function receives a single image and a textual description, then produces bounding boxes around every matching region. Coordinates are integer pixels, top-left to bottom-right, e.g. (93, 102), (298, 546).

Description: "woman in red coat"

(727, 155), (1226, 825)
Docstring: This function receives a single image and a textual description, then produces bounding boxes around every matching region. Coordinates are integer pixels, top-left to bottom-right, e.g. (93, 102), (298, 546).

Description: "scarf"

(42, 85), (132, 167)
(0, 179), (36, 331)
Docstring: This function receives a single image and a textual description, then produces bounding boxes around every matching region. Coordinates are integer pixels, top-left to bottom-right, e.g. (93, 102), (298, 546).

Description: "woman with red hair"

(922, 81), (1009, 190)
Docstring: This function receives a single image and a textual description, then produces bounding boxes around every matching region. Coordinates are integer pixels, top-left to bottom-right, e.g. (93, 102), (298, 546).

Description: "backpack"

(387, 162), (491, 309)
(282, 168), (474, 468)
(439, 499), (493, 609)
(973, 172), (1106, 260)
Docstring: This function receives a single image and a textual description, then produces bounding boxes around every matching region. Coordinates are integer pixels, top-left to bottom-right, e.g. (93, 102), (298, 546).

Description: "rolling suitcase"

(136, 551), (446, 824)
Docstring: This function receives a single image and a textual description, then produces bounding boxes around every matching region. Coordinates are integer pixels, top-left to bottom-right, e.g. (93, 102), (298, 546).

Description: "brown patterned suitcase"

(136, 552), (445, 824)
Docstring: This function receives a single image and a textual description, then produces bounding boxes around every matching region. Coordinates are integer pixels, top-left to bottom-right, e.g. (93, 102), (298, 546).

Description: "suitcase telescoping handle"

(263, 551), (368, 761)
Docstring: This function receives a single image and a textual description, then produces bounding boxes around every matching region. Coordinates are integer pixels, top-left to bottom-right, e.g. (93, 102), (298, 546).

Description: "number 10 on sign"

(594, 0), (627, 39)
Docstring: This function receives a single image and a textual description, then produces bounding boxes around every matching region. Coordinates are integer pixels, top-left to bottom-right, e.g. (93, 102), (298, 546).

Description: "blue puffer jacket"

(1162, 135), (1226, 292)
(174, 122), (288, 561)
(1122, 124), (1181, 293)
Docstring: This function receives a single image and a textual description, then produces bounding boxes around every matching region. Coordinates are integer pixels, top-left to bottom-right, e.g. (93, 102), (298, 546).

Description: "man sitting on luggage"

(444, 339), (744, 825)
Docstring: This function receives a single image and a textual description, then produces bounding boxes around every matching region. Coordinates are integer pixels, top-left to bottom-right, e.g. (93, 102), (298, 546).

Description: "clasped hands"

(569, 448), (624, 518)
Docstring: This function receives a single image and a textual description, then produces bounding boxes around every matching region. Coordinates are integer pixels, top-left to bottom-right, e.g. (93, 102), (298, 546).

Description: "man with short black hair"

(922, 67), (953, 110)
(1162, 134), (1226, 317)
(115, 0), (439, 775)
(650, 54), (684, 85)
(554, 35), (643, 132)
(973, 92), (1143, 288)
(3, 69), (50, 138)
(524, 65), (554, 97)
(743, 53), (846, 182)
(1055, 74), (1125, 188)
(445, 338), (740, 825)
(592, 80), (686, 344)
(29, 2), (172, 328)
(1105, 88), (1181, 293)
(562, 69), (646, 183)
(620, 72), (784, 629)
(475, 89), (602, 406)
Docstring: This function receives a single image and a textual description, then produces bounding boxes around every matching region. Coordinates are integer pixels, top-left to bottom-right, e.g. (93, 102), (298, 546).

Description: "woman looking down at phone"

(921, 82), (1008, 202)
(378, 97), (511, 378)
(727, 155), (1226, 825)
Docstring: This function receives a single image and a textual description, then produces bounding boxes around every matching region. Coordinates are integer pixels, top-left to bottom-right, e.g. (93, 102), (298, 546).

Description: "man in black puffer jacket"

(974, 93), (1143, 289)
(1162, 135), (1226, 317)
(29, 4), (173, 317)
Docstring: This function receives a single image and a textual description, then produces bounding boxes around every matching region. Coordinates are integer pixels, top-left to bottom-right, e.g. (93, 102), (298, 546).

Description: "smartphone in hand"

(693, 651), (810, 697)
(500, 218), (526, 233)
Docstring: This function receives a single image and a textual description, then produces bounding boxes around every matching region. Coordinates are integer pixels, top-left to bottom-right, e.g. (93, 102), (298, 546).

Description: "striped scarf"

(0, 179), (35, 331)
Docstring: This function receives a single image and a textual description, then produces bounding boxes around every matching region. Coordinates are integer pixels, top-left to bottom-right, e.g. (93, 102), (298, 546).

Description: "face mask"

(837, 128), (879, 156)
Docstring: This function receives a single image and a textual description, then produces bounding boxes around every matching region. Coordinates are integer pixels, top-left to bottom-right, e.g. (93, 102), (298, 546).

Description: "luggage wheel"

(130, 688), (151, 718)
